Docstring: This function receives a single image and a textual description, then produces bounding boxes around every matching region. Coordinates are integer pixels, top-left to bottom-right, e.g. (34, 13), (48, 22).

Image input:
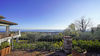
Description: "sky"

(0, 0), (100, 30)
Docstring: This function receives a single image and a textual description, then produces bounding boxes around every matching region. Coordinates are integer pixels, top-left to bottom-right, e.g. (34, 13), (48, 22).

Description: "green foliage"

(0, 42), (9, 49)
(73, 40), (100, 52)
(13, 42), (35, 50)
(93, 29), (100, 40)
(35, 41), (63, 51)
(13, 40), (63, 51)
(64, 29), (79, 38)
(69, 23), (76, 31)
(20, 32), (63, 42)
(72, 46), (86, 53)
(68, 54), (72, 56)
(53, 40), (63, 50)
(35, 42), (54, 51)
(75, 32), (93, 40)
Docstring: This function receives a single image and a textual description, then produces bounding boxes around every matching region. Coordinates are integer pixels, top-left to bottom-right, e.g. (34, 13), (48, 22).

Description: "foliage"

(72, 46), (86, 53)
(74, 32), (93, 40)
(13, 39), (63, 51)
(0, 42), (9, 49)
(13, 42), (35, 50)
(73, 40), (100, 52)
(69, 23), (76, 31)
(20, 32), (63, 42)
(68, 54), (72, 56)
(64, 29), (79, 38)
(93, 29), (100, 40)
(53, 40), (63, 50)
(35, 42), (54, 51)
(35, 41), (63, 51)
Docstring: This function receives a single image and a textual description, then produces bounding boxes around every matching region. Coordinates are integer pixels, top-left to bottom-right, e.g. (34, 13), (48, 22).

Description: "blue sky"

(0, 0), (100, 30)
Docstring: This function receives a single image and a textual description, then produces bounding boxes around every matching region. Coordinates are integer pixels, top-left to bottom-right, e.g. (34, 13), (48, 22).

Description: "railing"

(0, 30), (21, 39)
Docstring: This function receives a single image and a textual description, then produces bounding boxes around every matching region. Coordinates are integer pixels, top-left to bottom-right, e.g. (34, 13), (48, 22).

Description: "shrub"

(72, 46), (86, 53)
(73, 40), (100, 52)
(1, 42), (9, 49)
(13, 42), (35, 50)
(35, 42), (54, 51)
(53, 40), (63, 50)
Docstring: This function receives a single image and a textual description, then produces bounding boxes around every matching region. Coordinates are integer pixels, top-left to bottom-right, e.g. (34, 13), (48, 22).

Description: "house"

(0, 19), (21, 48)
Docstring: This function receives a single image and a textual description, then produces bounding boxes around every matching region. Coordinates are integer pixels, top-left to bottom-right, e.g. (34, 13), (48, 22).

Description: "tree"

(64, 23), (79, 37)
(68, 23), (76, 31)
(75, 16), (91, 32)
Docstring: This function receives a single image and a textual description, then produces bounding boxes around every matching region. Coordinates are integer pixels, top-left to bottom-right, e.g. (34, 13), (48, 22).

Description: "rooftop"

(0, 19), (17, 25)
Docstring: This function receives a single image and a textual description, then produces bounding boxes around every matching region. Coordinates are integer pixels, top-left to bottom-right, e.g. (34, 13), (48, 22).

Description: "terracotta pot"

(0, 46), (11, 56)
(5, 47), (9, 55)
(6, 46), (11, 55)
(1, 48), (6, 56)
(8, 46), (11, 54)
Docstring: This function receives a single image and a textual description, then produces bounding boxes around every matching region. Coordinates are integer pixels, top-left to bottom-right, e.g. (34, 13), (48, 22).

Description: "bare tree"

(75, 16), (92, 32)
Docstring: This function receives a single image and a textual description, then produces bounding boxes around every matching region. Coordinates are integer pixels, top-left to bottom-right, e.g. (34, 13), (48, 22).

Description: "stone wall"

(63, 36), (72, 54)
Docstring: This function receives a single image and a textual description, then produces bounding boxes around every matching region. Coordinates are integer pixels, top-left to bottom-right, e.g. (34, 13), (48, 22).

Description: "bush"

(93, 29), (100, 40)
(53, 40), (63, 50)
(35, 42), (54, 51)
(73, 40), (100, 52)
(72, 46), (86, 53)
(0, 42), (9, 49)
(13, 42), (35, 50)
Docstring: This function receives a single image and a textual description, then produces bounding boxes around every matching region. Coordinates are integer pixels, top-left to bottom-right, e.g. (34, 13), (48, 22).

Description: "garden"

(4, 32), (67, 56)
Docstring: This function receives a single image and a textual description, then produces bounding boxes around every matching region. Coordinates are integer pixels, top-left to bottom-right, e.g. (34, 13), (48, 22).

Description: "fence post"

(7, 39), (11, 45)
(11, 37), (14, 50)
(63, 36), (72, 54)
(16, 37), (19, 43)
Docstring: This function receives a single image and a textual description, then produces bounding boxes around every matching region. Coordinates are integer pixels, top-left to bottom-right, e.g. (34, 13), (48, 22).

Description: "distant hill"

(20, 29), (64, 32)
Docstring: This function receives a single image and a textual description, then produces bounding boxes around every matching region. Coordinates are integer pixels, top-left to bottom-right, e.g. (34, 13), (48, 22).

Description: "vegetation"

(20, 32), (63, 42)
(0, 42), (10, 50)
(63, 17), (100, 54)
(72, 40), (100, 52)
(11, 17), (100, 54)
(13, 40), (63, 51)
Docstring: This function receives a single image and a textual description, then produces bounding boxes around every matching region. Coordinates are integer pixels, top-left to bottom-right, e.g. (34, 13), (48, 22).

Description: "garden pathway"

(6, 50), (67, 56)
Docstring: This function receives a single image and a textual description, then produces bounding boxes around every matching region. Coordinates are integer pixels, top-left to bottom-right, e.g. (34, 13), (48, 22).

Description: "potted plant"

(0, 42), (11, 56)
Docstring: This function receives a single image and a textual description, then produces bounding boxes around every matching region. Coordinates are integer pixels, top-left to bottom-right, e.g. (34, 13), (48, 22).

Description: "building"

(0, 19), (21, 47)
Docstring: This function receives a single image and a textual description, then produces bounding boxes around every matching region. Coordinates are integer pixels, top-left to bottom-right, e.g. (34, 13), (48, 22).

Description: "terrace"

(0, 19), (21, 45)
